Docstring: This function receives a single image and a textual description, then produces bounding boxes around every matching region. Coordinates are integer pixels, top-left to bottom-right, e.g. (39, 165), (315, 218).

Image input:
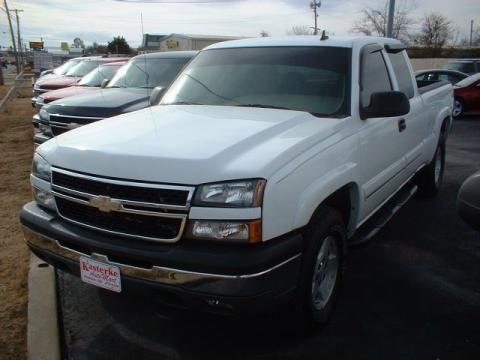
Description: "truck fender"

(293, 162), (359, 234)
(425, 108), (451, 164)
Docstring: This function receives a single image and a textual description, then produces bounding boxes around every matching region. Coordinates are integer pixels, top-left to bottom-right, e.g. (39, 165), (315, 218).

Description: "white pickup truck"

(21, 36), (453, 327)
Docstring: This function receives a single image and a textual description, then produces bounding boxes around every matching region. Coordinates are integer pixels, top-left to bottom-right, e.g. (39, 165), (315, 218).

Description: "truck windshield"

(78, 64), (120, 87)
(107, 58), (189, 89)
(161, 46), (350, 117)
(65, 61), (101, 77)
(53, 59), (81, 75)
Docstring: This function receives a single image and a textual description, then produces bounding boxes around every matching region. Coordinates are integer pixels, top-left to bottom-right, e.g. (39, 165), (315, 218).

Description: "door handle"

(398, 119), (406, 132)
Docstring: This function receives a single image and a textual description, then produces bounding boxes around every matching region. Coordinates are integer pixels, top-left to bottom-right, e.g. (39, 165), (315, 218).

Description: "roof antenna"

(320, 30), (329, 41)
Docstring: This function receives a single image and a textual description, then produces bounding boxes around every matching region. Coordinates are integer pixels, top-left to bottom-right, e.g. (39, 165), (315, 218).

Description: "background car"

(34, 61), (128, 110)
(457, 170), (480, 231)
(453, 73), (480, 117)
(32, 56), (129, 106)
(415, 69), (468, 86)
(443, 60), (480, 75)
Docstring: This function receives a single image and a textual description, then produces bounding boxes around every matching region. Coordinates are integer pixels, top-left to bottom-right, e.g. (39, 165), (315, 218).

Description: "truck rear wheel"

(292, 206), (346, 330)
(415, 141), (445, 197)
(453, 98), (464, 118)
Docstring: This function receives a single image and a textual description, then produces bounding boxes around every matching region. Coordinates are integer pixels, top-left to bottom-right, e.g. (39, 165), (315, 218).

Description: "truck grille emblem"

(89, 195), (122, 213)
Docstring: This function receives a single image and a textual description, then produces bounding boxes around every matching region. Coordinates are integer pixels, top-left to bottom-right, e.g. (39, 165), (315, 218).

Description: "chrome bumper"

(24, 226), (302, 295)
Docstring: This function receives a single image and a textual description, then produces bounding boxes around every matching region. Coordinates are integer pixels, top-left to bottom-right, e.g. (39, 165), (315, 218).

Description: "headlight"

(193, 179), (265, 208)
(38, 123), (52, 136)
(39, 108), (50, 121)
(188, 220), (261, 243)
(32, 153), (51, 181)
(32, 187), (56, 211)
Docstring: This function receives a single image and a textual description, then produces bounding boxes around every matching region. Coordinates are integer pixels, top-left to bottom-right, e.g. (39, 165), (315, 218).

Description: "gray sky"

(1, 0), (479, 49)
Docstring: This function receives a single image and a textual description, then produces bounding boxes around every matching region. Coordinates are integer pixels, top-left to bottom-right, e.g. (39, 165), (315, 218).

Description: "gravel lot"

(0, 89), (35, 360)
(56, 117), (480, 360)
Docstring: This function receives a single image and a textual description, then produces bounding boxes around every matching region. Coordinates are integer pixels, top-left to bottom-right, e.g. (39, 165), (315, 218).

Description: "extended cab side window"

(388, 51), (415, 99)
(360, 47), (392, 108)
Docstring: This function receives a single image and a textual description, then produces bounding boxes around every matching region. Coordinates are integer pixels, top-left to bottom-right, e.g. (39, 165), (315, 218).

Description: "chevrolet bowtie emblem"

(89, 195), (122, 213)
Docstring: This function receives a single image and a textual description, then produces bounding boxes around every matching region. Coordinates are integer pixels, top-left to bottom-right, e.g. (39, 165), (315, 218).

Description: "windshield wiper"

(236, 104), (292, 111)
(165, 100), (204, 105)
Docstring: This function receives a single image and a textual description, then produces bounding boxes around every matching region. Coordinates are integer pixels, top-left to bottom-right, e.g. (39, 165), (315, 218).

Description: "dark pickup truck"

(34, 51), (197, 147)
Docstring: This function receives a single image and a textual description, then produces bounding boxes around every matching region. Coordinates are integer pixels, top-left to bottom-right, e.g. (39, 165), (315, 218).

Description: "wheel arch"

(298, 181), (361, 242)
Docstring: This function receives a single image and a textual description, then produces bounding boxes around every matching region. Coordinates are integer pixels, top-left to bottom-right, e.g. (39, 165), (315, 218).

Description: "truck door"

(386, 49), (426, 179)
(357, 44), (407, 220)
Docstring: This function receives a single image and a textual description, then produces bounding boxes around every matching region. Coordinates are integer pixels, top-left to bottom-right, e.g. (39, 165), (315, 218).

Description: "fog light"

(188, 220), (261, 243)
(32, 187), (56, 211)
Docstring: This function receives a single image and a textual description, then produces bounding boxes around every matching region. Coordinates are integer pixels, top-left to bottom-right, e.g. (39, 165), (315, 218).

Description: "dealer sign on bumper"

(80, 257), (122, 293)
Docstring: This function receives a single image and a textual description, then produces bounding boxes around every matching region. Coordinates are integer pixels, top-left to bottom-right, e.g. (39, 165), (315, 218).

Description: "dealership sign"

(30, 42), (44, 50)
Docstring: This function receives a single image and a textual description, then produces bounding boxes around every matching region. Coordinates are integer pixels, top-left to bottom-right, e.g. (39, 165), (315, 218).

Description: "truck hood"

(36, 76), (79, 90)
(39, 105), (343, 184)
(43, 88), (150, 118)
(40, 86), (100, 103)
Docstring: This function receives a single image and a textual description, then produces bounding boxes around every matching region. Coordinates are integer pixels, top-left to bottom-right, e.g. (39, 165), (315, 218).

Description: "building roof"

(165, 33), (241, 41)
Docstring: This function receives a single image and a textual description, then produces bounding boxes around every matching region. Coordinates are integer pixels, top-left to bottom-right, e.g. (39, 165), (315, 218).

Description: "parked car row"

(22, 36), (455, 327)
(32, 51), (196, 147)
(32, 56), (129, 108)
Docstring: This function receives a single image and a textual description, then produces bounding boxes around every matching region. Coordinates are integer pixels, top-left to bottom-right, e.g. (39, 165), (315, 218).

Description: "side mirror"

(361, 91), (410, 120)
(101, 79), (109, 89)
(149, 86), (166, 106)
(457, 171), (480, 231)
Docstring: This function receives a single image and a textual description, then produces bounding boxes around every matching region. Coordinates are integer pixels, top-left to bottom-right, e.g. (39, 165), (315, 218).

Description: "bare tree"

(351, 0), (416, 41)
(286, 25), (313, 36)
(417, 13), (453, 48)
(72, 37), (85, 49)
(260, 30), (270, 37)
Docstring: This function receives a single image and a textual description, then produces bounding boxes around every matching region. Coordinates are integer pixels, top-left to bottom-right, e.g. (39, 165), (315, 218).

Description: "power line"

(114, 0), (245, 3)
(136, 10), (310, 24)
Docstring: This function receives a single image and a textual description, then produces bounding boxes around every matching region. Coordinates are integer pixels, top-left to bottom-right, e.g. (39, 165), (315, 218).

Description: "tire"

(453, 98), (464, 118)
(290, 206), (346, 331)
(415, 140), (445, 197)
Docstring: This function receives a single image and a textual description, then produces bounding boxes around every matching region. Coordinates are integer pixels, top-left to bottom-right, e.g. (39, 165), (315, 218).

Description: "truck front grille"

(51, 168), (194, 242)
(49, 115), (101, 137)
(52, 171), (189, 206)
(56, 198), (183, 240)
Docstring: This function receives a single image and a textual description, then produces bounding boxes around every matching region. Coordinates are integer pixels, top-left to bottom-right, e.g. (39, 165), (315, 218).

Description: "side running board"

(350, 182), (418, 246)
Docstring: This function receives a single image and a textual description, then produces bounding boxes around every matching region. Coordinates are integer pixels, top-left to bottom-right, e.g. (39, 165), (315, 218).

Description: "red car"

(453, 73), (480, 117)
(32, 56), (129, 107)
(35, 61), (127, 110)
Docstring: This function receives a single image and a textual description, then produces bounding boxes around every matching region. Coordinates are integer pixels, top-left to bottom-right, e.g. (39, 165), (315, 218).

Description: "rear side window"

(388, 51), (415, 98)
(360, 49), (392, 107)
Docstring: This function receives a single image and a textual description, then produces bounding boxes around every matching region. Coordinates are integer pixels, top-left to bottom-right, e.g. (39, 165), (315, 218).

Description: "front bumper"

(21, 202), (303, 314)
(33, 132), (52, 146)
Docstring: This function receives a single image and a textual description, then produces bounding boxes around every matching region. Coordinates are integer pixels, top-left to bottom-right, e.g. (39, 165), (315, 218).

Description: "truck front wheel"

(293, 206), (346, 329)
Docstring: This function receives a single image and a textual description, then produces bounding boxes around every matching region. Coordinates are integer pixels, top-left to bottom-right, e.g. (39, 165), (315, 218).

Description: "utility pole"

(11, 9), (24, 69)
(310, 0), (321, 35)
(386, 0), (395, 38)
(3, 0), (19, 73)
(470, 20), (474, 48)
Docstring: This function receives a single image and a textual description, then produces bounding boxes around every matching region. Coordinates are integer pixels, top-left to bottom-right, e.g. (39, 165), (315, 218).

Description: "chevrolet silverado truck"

(33, 51), (197, 146)
(21, 36), (453, 326)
